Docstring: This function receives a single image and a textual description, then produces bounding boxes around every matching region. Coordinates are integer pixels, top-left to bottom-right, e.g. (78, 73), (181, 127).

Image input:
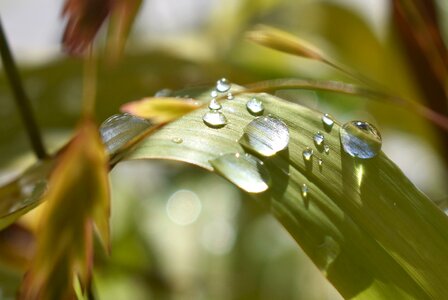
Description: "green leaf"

(119, 87), (448, 299)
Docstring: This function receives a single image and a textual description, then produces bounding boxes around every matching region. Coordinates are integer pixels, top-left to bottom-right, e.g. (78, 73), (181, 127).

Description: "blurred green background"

(0, 0), (447, 299)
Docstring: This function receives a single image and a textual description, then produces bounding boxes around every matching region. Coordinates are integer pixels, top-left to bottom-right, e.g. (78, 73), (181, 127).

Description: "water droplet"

(216, 78), (231, 93)
(318, 236), (340, 273)
(313, 131), (324, 146)
(301, 184), (309, 197)
(227, 92), (234, 100)
(171, 137), (183, 144)
(302, 147), (314, 161)
(239, 116), (289, 157)
(340, 121), (382, 159)
(203, 111), (228, 128)
(208, 98), (221, 110)
(154, 88), (172, 97)
(210, 153), (270, 193)
(324, 145), (330, 154)
(246, 98), (264, 116)
(100, 113), (151, 155)
(318, 157), (323, 166)
(210, 90), (218, 98)
(322, 113), (334, 130)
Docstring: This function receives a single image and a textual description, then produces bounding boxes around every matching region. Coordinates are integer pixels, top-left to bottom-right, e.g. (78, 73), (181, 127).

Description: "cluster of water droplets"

(202, 78), (233, 128)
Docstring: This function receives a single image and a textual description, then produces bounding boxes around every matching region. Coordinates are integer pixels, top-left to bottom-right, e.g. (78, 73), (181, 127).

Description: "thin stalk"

(82, 47), (97, 118)
(0, 17), (47, 159)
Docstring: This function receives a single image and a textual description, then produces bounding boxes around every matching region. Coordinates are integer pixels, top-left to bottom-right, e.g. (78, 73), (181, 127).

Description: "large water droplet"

(216, 78), (231, 93)
(239, 116), (289, 157)
(208, 98), (221, 110)
(340, 121), (382, 159)
(203, 111), (228, 128)
(100, 113), (151, 155)
(210, 153), (270, 193)
(301, 184), (309, 198)
(313, 131), (324, 146)
(246, 98), (264, 116)
(302, 147), (314, 161)
(322, 113), (334, 130)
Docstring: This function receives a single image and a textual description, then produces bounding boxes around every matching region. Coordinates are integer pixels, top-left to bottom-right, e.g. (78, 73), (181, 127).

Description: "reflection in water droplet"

(302, 147), (314, 161)
(322, 113), (334, 130)
(210, 153), (270, 193)
(227, 92), (234, 100)
(154, 88), (172, 97)
(239, 116), (289, 157)
(301, 184), (308, 197)
(203, 111), (228, 128)
(166, 189), (202, 226)
(324, 144), (330, 154)
(216, 78), (231, 93)
(208, 98), (221, 110)
(210, 90), (218, 98)
(313, 131), (324, 146)
(171, 137), (183, 144)
(246, 98), (264, 116)
(340, 121), (382, 159)
(100, 113), (151, 155)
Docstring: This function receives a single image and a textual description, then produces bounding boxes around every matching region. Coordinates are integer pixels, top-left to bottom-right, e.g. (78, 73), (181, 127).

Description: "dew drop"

(210, 153), (270, 193)
(246, 98), (264, 116)
(210, 90), (218, 98)
(302, 147), (314, 161)
(154, 88), (172, 97)
(318, 157), (323, 166)
(239, 116), (289, 157)
(202, 111), (228, 128)
(216, 78), (231, 93)
(100, 113), (151, 155)
(324, 144), (330, 154)
(171, 137), (183, 144)
(208, 98), (221, 110)
(301, 184), (309, 198)
(227, 92), (234, 100)
(322, 113), (334, 130)
(340, 121), (382, 159)
(313, 131), (324, 146)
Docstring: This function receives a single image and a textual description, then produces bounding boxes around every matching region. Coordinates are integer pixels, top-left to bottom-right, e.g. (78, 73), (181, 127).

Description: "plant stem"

(82, 46), (97, 118)
(0, 17), (47, 159)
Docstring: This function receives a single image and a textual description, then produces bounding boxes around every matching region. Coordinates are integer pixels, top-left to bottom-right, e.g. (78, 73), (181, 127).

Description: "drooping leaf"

(19, 119), (110, 300)
(112, 86), (448, 299)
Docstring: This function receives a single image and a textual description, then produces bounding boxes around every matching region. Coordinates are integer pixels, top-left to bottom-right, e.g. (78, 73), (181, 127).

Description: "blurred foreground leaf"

(117, 87), (448, 299)
(19, 119), (110, 300)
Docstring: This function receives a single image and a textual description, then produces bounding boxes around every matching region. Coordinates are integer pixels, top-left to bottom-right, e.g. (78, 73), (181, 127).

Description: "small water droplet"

(210, 90), (218, 98)
(340, 121), (382, 159)
(171, 137), (183, 144)
(210, 153), (270, 193)
(239, 116), (289, 157)
(154, 88), (172, 97)
(216, 78), (231, 93)
(322, 113), (334, 130)
(208, 98), (221, 110)
(100, 113), (151, 155)
(301, 184), (309, 197)
(324, 144), (330, 154)
(302, 147), (314, 161)
(313, 131), (324, 146)
(246, 98), (264, 116)
(202, 111), (228, 128)
(318, 157), (323, 166)
(227, 92), (234, 100)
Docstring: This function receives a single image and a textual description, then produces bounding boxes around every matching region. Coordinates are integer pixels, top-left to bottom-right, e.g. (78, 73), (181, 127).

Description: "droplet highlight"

(171, 137), (183, 144)
(210, 90), (218, 98)
(208, 98), (221, 110)
(210, 153), (270, 193)
(322, 113), (334, 130)
(227, 92), (234, 100)
(239, 116), (289, 157)
(324, 145), (330, 154)
(313, 131), (324, 146)
(340, 121), (382, 159)
(301, 184), (309, 198)
(246, 98), (264, 116)
(216, 78), (231, 93)
(203, 111), (228, 128)
(302, 147), (314, 161)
